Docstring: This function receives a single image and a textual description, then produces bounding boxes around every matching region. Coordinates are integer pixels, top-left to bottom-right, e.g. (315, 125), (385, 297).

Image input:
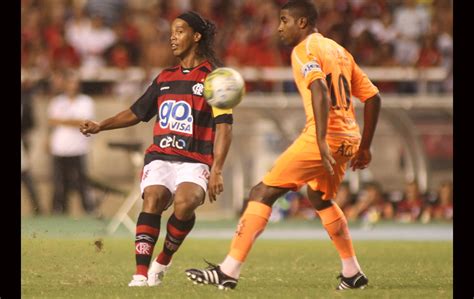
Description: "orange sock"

(228, 201), (272, 262)
(316, 203), (355, 259)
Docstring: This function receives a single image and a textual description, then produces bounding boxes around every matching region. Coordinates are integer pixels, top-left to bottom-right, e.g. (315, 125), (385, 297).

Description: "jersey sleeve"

(294, 38), (326, 89)
(211, 106), (233, 124)
(130, 76), (160, 122)
(350, 58), (379, 102)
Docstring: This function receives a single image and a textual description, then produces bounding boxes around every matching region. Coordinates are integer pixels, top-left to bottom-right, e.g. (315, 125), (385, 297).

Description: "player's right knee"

(248, 183), (267, 202)
(143, 187), (171, 214)
(248, 182), (282, 207)
(313, 198), (333, 211)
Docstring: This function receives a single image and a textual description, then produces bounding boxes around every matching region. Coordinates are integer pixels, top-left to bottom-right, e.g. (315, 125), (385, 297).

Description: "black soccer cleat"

(336, 272), (369, 290)
(185, 260), (238, 290)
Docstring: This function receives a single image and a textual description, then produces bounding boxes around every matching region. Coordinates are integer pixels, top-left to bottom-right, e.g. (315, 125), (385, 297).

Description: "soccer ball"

(203, 67), (245, 109)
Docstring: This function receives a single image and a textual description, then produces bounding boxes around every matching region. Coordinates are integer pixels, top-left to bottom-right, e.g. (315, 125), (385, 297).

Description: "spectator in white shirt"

(65, 12), (116, 73)
(47, 70), (95, 214)
(393, 0), (430, 66)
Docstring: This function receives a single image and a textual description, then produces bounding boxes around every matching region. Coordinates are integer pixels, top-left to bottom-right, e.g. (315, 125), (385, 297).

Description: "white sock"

(341, 256), (362, 277)
(219, 255), (242, 279)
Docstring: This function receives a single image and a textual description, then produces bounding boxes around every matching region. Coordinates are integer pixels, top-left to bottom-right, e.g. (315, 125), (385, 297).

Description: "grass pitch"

(22, 236), (452, 298)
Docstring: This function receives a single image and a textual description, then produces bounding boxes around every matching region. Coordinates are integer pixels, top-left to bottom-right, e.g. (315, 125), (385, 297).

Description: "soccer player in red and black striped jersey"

(80, 11), (233, 287)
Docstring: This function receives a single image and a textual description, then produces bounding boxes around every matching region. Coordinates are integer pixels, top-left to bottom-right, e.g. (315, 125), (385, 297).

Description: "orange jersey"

(291, 33), (379, 141)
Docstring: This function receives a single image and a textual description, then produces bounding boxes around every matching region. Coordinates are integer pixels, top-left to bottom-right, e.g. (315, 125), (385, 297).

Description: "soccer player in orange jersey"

(186, 0), (381, 291)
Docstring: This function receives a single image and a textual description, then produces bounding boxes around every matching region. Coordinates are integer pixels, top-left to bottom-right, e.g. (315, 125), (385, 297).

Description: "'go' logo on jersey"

(159, 100), (193, 134)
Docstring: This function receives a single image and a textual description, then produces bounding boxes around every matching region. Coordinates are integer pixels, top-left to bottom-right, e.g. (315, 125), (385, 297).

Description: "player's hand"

(80, 120), (101, 136)
(320, 143), (336, 176)
(350, 148), (372, 171)
(207, 169), (224, 203)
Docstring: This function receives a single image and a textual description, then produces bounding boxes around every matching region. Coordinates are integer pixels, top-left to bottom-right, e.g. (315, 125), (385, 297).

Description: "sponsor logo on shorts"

(199, 169), (210, 180)
(335, 142), (354, 157)
(301, 61), (322, 78)
(159, 135), (187, 150)
(159, 100), (193, 134)
(141, 169), (150, 181)
(192, 83), (204, 96)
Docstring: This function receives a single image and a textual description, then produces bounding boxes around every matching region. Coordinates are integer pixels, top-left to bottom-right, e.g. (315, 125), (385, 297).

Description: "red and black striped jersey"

(130, 60), (233, 167)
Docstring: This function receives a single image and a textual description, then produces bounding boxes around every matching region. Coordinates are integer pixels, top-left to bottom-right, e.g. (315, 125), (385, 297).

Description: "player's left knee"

(174, 194), (203, 216)
(173, 203), (198, 221)
(313, 198), (334, 211)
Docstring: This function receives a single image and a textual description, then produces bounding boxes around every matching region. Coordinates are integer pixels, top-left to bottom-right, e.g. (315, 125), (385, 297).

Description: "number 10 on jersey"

(326, 73), (351, 111)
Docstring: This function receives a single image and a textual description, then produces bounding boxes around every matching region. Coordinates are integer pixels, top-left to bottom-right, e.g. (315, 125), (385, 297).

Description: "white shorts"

(140, 160), (210, 196)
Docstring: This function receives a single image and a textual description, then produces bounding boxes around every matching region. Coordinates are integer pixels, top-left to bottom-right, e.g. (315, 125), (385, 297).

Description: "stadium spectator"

(421, 180), (453, 222)
(349, 2), (385, 42)
(430, 15), (453, 93)
(21, 77), (42, 215)
(85, 0), (126, 27)
(349, 30), (379, 66)
(47, 70), (96, 215)
(371, 11), (398, 45)
(137, 3), (176, 68)
(334, 182), (354, 214)
(286, 191), (315, 220)
(416, 33), (444, 93)
(416, 34), (441, 68)
(345, 182), (393, 222)
(392, 0), (430, 66)
(105, 13), (141, 68)
(65, 12), (116, 73)
(22, 138), (42, 216)
(372, 43), (398, 92)
(63, 4), (90, 68)
(48, 29), (81, 71)
(21, 0), (453, 90)
(395, 181), (426, 222)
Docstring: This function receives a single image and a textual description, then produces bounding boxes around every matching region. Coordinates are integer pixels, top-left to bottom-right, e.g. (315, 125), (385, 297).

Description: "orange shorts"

(262, 134), (360, 200)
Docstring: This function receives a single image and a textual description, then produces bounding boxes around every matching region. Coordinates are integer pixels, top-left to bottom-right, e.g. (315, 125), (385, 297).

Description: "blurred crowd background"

(21, 0), (452, 224)
(266, 179), (452, 224)
(22, 0), (452, 93)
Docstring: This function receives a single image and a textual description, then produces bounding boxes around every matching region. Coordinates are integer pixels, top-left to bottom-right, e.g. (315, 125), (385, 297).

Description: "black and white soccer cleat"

(185, 260), (238, 290)
(336, 272), (369, 290)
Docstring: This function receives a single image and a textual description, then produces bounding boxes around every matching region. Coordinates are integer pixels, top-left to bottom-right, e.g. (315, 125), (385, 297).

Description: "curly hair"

(177, 11), (223, 67)
(196, 19), (222, 67)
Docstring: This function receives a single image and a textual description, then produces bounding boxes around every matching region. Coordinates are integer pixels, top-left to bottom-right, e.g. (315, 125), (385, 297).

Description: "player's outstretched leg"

(336, 272), (369, 290)
(128, 212), (161, 287)
(128, 186), (171, 287)
(150, 182), (202, 286)
(186, 260), (238, 290)
(149, 213), (195, 286)
(308, 188), (368, 290)
(185, 201), (271, 290)
(185, 183), (287, 289)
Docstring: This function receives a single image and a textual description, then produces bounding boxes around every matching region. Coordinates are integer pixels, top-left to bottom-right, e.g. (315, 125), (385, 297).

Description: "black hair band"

(177, 11), (207, 34)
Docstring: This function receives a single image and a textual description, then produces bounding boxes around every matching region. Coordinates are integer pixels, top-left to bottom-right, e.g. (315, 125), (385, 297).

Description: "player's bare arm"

(350, 93), (381, 171)
(80, 108), (140, 136)
(310, 79), (336, 175)
(208, 123), (232, 202)
(49, 118), (85, 127)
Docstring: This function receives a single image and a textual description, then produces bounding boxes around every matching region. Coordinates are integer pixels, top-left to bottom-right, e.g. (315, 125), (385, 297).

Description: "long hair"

(196, 19), (222, 67)
(178, 11), (223, 67)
